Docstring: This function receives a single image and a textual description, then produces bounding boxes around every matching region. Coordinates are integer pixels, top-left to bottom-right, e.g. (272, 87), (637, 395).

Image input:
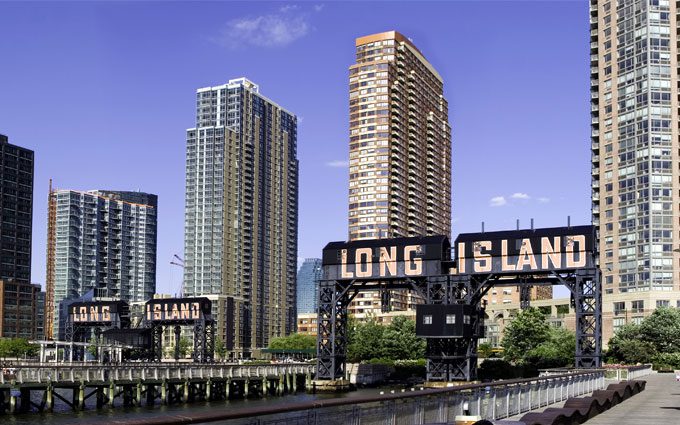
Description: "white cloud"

(314, 4), (325, 12)
(326, 160), (349, 168)
(511, 192), (530, 200)
(489, 196), (507, 207)
(213, 12), (310, 48)
(538, 197), (550, 203)
(279, 4), (299, 13)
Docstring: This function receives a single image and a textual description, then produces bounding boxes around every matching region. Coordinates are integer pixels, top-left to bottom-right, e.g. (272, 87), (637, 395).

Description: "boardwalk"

(587, 372), (679, 424)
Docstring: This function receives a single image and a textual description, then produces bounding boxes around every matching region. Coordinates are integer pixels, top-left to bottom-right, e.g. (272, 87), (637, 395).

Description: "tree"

(214, 336), (227, 360)
(268, 333), (316, 351)
(166, 336), (194, 359)
(87, 336), (99, 359)
(607, 308), (680, 365)
(0, 338), (38, 359)
(346, 315), (426, 363)
(608, 338), (656, 365)
(379, 316), (425, 360)
(501, 308), (551, 364)
(525, 327), (576, 369)
(478, 343), (494, 358)
(347, 317), (385, 362)
(637, 307), (680, 353)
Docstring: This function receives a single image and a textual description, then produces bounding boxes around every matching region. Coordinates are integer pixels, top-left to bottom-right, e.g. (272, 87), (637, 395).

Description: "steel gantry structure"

(315, 226), (601, 383)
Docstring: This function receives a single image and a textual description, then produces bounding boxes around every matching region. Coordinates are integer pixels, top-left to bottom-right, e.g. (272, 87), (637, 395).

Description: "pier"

(0, 362), (314, 413)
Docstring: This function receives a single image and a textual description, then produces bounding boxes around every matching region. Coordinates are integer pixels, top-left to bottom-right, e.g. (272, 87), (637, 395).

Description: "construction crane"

(170, 254), (185, 297)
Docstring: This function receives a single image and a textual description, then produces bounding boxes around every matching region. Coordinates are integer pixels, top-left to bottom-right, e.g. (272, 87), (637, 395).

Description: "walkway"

(586, 372), (679, 424)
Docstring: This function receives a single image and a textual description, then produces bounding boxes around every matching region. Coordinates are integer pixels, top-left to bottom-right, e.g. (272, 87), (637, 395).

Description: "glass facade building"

(45, 189), (157, 338)
(591, 0), (680, 342)
(184, 78), (298, 356)
(296, 258), (322, 315)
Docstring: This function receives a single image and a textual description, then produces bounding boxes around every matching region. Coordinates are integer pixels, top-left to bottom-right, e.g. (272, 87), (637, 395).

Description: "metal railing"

(603, 364), (653, 381)
(0, 363), (314, 385)
(119, 370), (605, 425)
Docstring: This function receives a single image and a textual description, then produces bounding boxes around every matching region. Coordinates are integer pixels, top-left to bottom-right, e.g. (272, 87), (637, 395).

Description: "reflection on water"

(6, 385), (412, 425)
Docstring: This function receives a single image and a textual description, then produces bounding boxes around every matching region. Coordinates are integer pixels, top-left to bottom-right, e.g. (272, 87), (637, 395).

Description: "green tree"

(87, 336), (99, 359)
(607, 308), (680, 365)
(501, 308), (551, 364)
(268, 333), (316, 350)
(214, 336), (227, 360)
(379, 316), (425, 360)
(608, 338), (656, 365)
(347, 317), (385, 362)
(525, 327), (576, 368)
(478, 343), (493, 358)
(166, 336), (194, 359)
(637, 307), (680, 353)
(0, 338), (38, 359)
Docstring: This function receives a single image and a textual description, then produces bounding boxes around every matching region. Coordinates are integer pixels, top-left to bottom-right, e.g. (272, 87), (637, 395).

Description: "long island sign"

(322, 235), (450, 280)
(451, 225), (596, 275)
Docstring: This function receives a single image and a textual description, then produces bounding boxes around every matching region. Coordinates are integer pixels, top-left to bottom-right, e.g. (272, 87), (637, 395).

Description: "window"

(445, 314), (456, 324)
(656, 300), (670, 308)
(613, 302), (625, 314)
(463, 315), (471, 325)
(423, 315), (432, 325)
(631, 300), (644, 313)
(613, 318), (626, 332)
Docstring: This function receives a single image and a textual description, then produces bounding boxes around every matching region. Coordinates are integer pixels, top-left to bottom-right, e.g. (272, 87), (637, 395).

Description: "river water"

(6, 385), (413, 424)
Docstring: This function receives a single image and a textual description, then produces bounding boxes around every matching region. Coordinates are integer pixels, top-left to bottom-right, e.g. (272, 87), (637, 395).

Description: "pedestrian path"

(586, 372), (678, 424)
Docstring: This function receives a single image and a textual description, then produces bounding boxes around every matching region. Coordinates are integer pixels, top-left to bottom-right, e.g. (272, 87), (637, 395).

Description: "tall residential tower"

(347, 31), (452, 316)
(590, 0), (680, 342)
(348, 31), (451, 242)
(45, 188), (157, 339)
(184, 78), (298, 357)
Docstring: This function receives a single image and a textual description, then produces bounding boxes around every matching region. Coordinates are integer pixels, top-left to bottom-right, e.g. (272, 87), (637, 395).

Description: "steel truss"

(316, 268), (601, 381)
(65, 322), (114, 361)
(149, 319), (215, 363)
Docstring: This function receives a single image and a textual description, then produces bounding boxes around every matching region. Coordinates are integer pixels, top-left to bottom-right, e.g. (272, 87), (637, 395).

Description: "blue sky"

(0, 1), (590, 296)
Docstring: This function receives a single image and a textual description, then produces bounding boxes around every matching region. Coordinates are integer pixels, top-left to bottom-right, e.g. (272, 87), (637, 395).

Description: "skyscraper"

(297, 258), (322, 315)
(184, 78), (298, 357)
(45, 188), (157, 339)
(0, 134), (33, 283)
(0, 134), (35, 339)
(347, 31), (451, 316)
(590, 0), (680, 342)
(348, 31), (451, 242)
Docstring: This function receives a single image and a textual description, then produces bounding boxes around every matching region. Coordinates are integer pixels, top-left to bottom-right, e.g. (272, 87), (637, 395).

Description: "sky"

(0, 0), (591, 297)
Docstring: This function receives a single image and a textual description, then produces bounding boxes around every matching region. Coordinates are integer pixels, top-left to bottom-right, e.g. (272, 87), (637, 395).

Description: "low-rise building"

(0, 280), (41, 339)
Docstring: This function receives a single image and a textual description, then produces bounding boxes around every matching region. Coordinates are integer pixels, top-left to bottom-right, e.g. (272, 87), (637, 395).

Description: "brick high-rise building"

(347, 31), (451, 316)
(348, 31), (451, 241)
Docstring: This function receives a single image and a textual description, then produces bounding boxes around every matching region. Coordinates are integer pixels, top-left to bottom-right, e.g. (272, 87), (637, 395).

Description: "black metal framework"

(148, 319), (215, 363)
(316, 232), (602, 382)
